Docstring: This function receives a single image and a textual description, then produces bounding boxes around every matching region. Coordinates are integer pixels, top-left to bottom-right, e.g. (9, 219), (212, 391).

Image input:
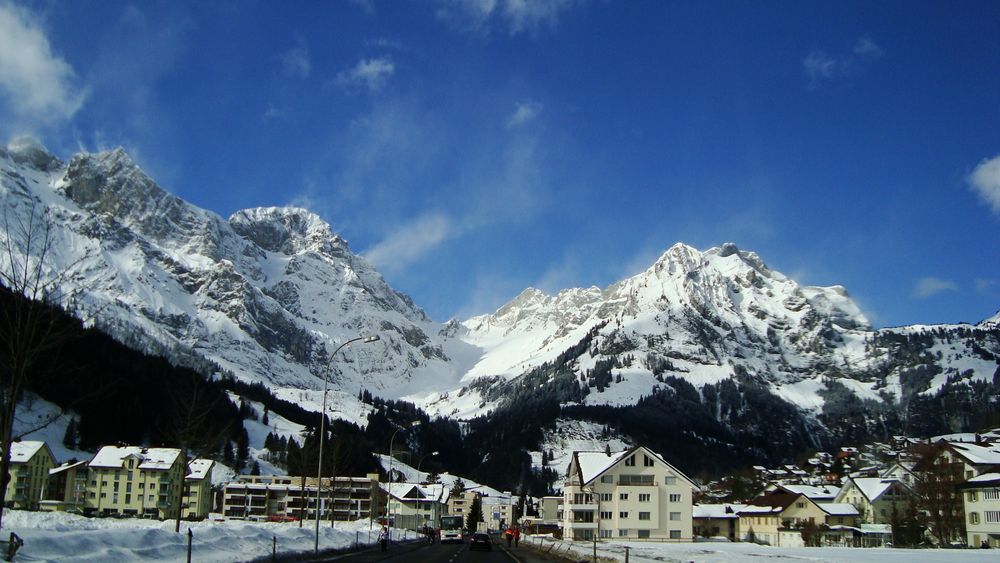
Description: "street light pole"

(417, 450), (439, 480)
(315, 335), (380, 554)
(385, 420), (421, 542)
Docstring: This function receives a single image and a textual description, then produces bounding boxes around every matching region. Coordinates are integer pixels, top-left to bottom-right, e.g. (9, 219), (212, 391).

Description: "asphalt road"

(315, 536), (574, 563)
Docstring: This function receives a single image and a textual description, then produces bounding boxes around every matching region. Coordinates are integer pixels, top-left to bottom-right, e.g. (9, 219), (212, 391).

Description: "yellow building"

(42, 459), (89, 512)
(86, 446), (194, 519)
(184, 459), (214, 520)
(4, 441), (55, 510)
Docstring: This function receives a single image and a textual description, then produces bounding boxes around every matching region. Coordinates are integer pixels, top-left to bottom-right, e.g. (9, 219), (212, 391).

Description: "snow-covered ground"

(526, 535), (1000, 562)
(0, 510), (409, 562)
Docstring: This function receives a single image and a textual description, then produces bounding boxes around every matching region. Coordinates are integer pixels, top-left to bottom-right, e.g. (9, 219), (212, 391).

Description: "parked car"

(469, 532), (493, 551)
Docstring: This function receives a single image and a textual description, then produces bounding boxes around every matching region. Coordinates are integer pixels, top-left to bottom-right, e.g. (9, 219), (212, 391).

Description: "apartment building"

(4, 441), (55, 509)
(86, 446), (212, 520)
(222, 474), (380, 522)
(562, 446), (698, 541)
(447, 489), (478, 518)
(959, 472), (1000, 548)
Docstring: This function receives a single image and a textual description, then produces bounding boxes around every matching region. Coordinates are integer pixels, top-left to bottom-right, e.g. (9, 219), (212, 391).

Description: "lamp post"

(385, 420), (421, 540)
(315, 335), (380, 554)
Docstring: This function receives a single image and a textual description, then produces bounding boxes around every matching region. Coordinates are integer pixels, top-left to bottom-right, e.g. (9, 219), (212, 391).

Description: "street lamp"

(315, 334), (380, 554)
(385, 420), (421, 541)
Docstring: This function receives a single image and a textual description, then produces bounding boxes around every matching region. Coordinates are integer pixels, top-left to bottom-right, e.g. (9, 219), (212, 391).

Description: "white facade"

(961, 473), (1000, 548)
(562, 446), (697, 542)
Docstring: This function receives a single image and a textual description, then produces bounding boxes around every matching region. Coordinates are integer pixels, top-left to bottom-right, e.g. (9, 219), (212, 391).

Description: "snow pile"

(2, 510), (392, 562)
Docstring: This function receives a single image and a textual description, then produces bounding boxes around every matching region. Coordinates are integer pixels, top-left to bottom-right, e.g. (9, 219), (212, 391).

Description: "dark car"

(469, 532), (493, 551)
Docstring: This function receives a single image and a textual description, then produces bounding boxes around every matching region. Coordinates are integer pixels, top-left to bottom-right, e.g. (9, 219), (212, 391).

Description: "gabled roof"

(8, 441), (48, 464)
(571, 446), (698, 490)
(693, 503), (748, 519)
(49, 459), (88, 476)
(749, 491), (802, 511)
(89, 446), (181, 470)
(384, 482), (446, 503)
(844, 477), (900, 503)
(949, 442), (1000, 466)
(186, 459), (214, 481)
(958, 472), (1000, 489)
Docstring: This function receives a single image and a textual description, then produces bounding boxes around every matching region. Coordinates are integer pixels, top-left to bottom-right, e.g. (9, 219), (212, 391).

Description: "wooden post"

(186, 528), (193, 563)
(272, 536), (276, 561)
(625, 545), (630, 563)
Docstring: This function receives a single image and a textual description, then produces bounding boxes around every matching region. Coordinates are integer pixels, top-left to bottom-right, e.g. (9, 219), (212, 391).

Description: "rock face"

(0, 140), (459, 399)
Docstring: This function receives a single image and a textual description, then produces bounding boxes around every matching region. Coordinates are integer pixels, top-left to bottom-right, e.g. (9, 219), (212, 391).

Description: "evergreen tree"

(465, 495), (483, 532)
(236, 428), (250, 471)
(262, 407), (269, 426)
(250, 461), (261, 476)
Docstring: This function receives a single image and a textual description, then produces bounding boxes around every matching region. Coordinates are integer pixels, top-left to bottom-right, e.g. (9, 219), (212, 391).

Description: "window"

(796, 502), (804, 508)
(625, 455), (636, 467)
(639, 493), (651, 502)
(600, 529), (613, 538)
(669, 530), (681, 539)
(600, 511), (612, 519)
(665, 476), (677, 485)
(643, 454), (655, 467)
(986, 511), (1000, 523)
(126, 483), (132, 493)
(669, 512), (681, 521)
(139, 483), (144, 489)
(91, 480), (97, 487)
(113, 482), (120, 492)
(89, 492), (95, 499)
(619, 474), (654, 485)
(100, 492), (106, 499)
(969, 491), (978, 502)
(970, 512), (980, 524)
(985, 489), (1000, 501)
(601, 475), (613, 483)
(619, 511), (629, 519)
(669, 494), (681, 502)
(125, 494), (131, 504)
(600, 493), (612, 502)
(639, 512), (650, 521)
(619, 493), (629, 501)
(638, 529), (650, 539)
(619, 529), (629, 537)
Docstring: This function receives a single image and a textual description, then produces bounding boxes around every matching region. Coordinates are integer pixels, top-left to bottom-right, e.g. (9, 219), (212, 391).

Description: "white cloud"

(913, 277), (959, 299)
(969, 154), (1000, 214)
(975, 278), (998, 293)
(335, 57), (395, 93)
(364, 213), (456, 274)
(506, 100), (542, 128)
(0, 2), (86, 128)
(436, 0), (579, 35)
(804, 35), (883, 89)
(279, 44), (311, 79)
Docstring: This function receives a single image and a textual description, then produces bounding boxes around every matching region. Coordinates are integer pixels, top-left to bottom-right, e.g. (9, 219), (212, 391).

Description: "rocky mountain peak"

(2, 137), (62, 171)
(229, 207), (348, 256)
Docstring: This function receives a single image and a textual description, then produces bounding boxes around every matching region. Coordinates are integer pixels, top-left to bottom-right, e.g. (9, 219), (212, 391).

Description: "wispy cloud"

(506, 100), (542, 128)
(969, 154), (1000, 215)
(0, 1), (87, 130)
(913, 276), (959, 299)
(976, 278), (998, 293)
(364, 213), (457, 274)
(335, 57), (395, 93)
(279, 42), (311, 79)
(804, 35), (883, 89)
(436, 0), (581, 35)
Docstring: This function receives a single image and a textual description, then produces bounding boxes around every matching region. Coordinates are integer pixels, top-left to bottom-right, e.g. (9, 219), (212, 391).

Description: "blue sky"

(1, 0), (999, 327)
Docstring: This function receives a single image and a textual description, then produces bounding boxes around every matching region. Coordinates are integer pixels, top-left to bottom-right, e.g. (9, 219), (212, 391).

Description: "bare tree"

(0, 203), (87, 528)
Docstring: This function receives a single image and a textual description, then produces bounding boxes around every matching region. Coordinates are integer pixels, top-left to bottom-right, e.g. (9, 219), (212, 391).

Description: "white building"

(562, 446), (698, 541)
(960, 472), (1000, 548)
(384, 482), (446, 531)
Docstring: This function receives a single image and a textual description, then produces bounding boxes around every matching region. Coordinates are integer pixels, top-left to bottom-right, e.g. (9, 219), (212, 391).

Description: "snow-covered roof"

(693, 504), (747, 519)
(383, 482), (446, 503)
(575, 450), (631, 484)
(778, 484), (840, 501)
(822, 503), (860, 516)
(186, 459), (214, 481)
(960, 472), (1000, 488)
(949, 442), (1000, 466)
(49, 460), (88, 476)
(89, 446), (181, 471)
(849, 477), (895, 502)
(737, 505), (781, 515)
(9, 441), (47, 464)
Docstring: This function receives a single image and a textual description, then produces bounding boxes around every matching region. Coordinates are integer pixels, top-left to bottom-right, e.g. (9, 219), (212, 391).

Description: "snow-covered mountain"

(2, 138), (997, 455)
(0, 138), (474, 415)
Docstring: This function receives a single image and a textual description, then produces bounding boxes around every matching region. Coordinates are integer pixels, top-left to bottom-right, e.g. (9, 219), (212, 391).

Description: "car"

(469, 532), (493, 551)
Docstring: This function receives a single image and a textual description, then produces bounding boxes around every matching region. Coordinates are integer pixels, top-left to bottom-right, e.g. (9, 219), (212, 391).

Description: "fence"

(523, 534), (642, 563)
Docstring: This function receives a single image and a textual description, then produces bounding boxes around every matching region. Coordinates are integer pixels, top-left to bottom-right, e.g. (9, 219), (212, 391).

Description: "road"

(315, 536), (574, 563)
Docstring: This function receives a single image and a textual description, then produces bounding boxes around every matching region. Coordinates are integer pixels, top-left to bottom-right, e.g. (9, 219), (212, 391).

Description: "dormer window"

(643, 454), (654, 467)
